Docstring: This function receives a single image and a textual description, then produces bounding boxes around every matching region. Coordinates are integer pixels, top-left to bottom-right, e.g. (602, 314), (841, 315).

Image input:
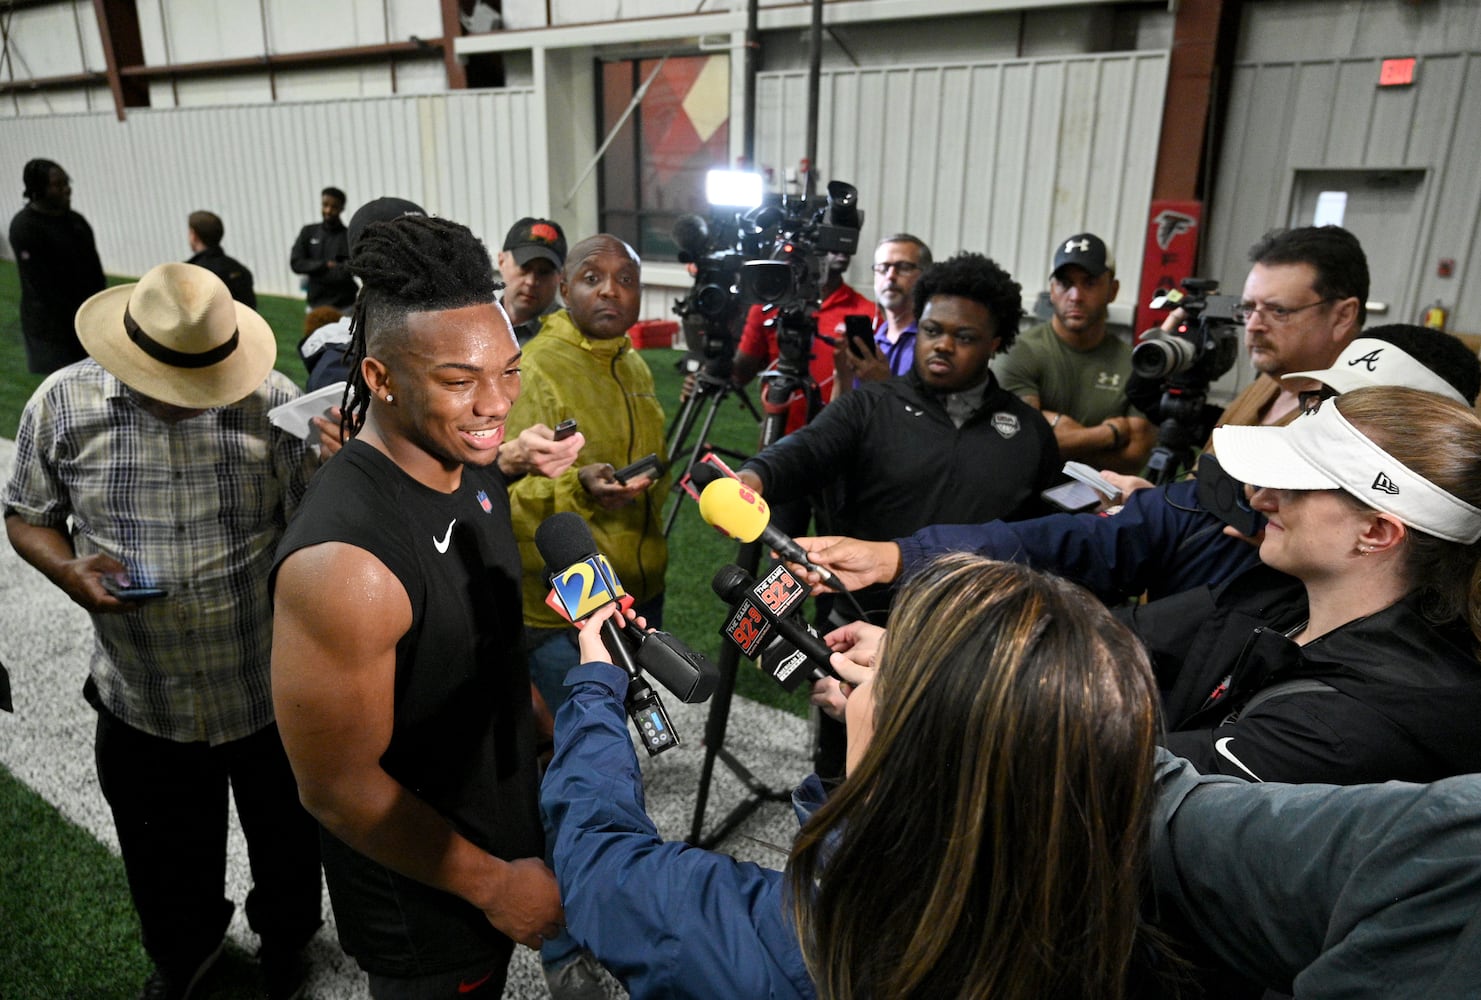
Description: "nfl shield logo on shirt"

(991, 412), (1021, 439)
(476, 490), (493, 513)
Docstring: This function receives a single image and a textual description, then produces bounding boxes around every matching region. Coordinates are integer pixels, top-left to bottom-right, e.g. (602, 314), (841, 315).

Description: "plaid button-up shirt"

(3, 361), (315, 744)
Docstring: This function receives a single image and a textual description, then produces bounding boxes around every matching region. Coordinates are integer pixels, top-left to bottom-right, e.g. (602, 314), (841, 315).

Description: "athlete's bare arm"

(271, 542), (562, 948)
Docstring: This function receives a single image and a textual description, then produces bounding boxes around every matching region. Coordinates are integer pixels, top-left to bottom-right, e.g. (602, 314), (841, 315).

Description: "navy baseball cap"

(1051, 233), (1115, 278)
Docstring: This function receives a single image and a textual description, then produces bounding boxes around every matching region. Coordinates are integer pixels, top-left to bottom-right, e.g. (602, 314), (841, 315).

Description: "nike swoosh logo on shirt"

(457, 969), (495, 993)
(1214, 737), (1263, 781)
(434, 519), (456, 554)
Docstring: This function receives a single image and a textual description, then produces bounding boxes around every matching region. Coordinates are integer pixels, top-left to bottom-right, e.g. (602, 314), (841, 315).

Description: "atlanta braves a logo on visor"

(991, 412), (1021, 439)
(530, 222), (561, 244)
(1348, 348), (1383, 372)
(1372, 472), (1400, 496)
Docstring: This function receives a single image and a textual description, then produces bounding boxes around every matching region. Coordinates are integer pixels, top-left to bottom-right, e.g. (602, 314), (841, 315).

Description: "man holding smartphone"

(504, 235), (670, 715)
(838, 233), (933, 384)
(4, 262), (325, 1000)
(500, 233), (671, 998)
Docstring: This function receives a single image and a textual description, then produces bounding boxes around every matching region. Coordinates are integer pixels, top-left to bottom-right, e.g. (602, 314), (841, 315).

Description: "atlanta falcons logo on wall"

(1153, 210), (1196, 250)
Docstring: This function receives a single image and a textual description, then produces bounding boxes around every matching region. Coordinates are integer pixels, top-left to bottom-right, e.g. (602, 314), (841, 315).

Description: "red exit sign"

(1380, 58), (1416, 87)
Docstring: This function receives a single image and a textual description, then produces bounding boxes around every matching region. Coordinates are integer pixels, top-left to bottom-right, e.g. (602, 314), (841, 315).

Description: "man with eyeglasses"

(837, 233), (933, 385)
(992, 232), (1155, 473)
(1208, 225), (1367, 432)
(1090, 225), (1368, 500)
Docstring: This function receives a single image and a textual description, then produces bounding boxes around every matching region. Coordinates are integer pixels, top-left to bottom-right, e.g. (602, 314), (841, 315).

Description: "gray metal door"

(1289, 169), (1427, 325)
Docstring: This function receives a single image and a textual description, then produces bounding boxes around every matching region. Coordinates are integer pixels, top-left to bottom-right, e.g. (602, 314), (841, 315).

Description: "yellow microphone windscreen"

(698, 477), (770, 543)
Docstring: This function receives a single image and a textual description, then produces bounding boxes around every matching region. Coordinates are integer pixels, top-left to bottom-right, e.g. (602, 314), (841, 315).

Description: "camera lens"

(1131, 335), (1197, 379)
(695, 284), (732, 318)
(740, 260), (794, 304)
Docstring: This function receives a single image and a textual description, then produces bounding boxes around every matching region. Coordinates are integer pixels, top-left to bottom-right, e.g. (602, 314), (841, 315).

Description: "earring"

(385, 394), (394, 402)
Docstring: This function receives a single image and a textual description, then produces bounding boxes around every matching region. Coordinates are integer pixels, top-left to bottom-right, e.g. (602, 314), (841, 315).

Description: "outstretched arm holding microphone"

(539, 601), (818, 1000)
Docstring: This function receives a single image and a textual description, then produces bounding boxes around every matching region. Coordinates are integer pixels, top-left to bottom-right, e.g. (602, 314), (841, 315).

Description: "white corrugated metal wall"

(755, 50), (1170, 306)
(0, 89), (540, 297)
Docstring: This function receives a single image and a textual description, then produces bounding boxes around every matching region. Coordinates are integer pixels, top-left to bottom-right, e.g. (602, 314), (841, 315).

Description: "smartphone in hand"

(1196, 455), (1266, 537)
(843, 314), (876, 357)
(613, 453), (662, 485)
(553, 419), (579, 441)
(102, 576), (168, 602)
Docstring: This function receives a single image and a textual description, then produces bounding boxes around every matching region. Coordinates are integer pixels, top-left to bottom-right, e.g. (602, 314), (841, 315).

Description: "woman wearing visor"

(1126, 384), (1481, 784)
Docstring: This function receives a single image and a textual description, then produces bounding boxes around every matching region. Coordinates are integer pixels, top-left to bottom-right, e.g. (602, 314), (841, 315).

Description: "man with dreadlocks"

(270, 214), (575, 998)
(9, 158), (106, 373)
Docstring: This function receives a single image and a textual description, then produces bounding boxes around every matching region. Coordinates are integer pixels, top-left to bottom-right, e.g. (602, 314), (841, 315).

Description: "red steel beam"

(1151, 0), (1240, 201)
(116, 38), (446, 81)
(92, 0), (149, 120)
(439, 0), (468, 89)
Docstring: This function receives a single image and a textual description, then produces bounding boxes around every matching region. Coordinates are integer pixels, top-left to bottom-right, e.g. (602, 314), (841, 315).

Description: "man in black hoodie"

(8, 158), (106, 373)
(289, 186), (356, 311)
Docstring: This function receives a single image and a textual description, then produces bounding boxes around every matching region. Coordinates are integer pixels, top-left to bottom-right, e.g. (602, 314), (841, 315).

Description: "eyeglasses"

(871, 261), (922, 276)
(1231, 298), (1334, 325)
(1297, 386), (1338, 415)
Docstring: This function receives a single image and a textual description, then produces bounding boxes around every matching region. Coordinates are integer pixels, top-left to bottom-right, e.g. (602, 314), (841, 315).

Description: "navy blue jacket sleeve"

(540, 662), (815, 1000)
(895, 480), (1258, 604)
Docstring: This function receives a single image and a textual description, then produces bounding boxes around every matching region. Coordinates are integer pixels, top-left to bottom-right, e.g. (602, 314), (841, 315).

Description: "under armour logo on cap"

(1051, 232), (1114, 278)
(1372, 472), (1400, 495)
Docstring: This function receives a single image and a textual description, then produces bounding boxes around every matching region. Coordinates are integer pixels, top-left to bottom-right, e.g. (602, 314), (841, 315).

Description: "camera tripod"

(662, 366), (761, 537)
(689, 328), (867, 847)
(1143, 384), (1215, 486)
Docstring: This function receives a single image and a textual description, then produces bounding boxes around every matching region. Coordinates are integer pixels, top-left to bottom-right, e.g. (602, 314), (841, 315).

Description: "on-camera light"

(706, 169), (764, 209)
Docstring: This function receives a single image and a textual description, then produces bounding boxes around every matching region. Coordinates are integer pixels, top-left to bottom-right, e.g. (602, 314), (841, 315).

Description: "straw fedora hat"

(76, 262), (277, 410)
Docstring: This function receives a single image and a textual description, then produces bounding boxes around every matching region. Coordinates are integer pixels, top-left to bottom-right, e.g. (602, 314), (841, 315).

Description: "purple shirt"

(873, 319), (918, 378)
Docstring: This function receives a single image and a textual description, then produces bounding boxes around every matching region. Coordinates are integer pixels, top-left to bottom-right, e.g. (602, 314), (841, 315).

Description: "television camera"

(665, 172), (864, 533)
(1130, 277), (1242, 484)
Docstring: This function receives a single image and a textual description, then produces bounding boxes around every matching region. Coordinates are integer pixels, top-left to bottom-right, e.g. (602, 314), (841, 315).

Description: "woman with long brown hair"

(789, 555), (1168, 999)
(543, 554), (1178, 998)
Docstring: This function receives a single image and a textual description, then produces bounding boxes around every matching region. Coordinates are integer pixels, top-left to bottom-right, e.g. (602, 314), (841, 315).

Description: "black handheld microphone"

(536, 513), (679, 754)
(719, 595), (820, 693)
(697, 478), (867, 620)
(535, 512), (718, 706)
(712, 563), (841, 686)
(672, 213), (710, 262)
(677, 456), (731, 504)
